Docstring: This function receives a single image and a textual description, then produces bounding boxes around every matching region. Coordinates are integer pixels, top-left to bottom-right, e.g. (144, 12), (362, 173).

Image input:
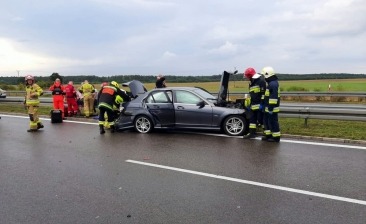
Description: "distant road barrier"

(1, 92), (366, 123)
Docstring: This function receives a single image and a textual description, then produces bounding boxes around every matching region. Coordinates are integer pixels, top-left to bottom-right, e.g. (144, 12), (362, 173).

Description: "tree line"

(0, 72), (365, 90)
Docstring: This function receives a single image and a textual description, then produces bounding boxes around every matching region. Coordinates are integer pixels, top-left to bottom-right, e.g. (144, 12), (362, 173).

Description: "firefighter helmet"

(111, 81), (119, 88)
(244, 67), (256, 79)
(25, 75), (35, 81)
(261, 66), (275, 79)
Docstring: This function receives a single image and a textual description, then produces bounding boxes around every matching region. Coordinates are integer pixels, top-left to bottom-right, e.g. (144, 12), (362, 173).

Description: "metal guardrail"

(4, 91), (366, 98)
(279, 103), (366, 125)
(213, 91), (366, 98)
(1, 92), (366, 123)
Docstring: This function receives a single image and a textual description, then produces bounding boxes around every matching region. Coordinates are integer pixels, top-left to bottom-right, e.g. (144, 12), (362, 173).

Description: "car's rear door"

(173, 90), (213, 127)
(145, 90), (175, 127)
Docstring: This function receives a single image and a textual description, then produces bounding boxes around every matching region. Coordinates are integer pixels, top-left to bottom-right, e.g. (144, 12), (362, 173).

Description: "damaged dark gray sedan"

(115, 75), (249, 136)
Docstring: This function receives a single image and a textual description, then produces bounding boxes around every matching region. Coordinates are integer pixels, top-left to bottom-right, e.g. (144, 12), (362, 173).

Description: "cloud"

(0, 0), (365, 76)
(162, 51), (176, 59)
(208, 41), (238, 55)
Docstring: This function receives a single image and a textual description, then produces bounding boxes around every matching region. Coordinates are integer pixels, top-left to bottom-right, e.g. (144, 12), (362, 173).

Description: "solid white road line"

(186, 132), (366, 151)
(126, 159), (366, 206)
(0, 114), (98, 125)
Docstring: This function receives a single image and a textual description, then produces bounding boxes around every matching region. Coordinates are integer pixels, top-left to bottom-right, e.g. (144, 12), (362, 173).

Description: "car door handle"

(177, 106), (185, 109)
(152, 105), (160, 109)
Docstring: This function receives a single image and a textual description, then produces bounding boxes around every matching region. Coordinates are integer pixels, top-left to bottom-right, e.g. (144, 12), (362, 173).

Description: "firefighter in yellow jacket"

(24, 75), (44, 132)
(78, 80), (96, 118)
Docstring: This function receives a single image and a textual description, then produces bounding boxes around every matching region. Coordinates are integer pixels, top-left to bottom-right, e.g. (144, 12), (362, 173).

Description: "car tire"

(134, 115), (153, 134)
(222, 115), (246, 136)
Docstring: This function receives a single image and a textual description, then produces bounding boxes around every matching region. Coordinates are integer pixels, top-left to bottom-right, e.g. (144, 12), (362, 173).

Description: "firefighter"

(97, 81), (130, 134)
(49, 78), (66, 119)
(78, 80), (95, 118)
(99, 82), (110, 129)
(64, 81), (78, 116)
(261, 66), (281, 142)
(24, 75), (44, 132)
(243, 67), (266, 139)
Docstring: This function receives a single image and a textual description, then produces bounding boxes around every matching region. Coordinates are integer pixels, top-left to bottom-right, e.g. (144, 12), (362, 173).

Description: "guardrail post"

(304, 107), (311, 127)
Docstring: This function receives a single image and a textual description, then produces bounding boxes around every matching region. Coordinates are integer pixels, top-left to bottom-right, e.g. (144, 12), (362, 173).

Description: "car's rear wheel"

(134, 115), (153, 133)
(222, 115), (246, 136)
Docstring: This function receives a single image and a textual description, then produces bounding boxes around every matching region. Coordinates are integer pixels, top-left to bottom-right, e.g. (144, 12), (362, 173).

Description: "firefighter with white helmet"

(261, 66), (281, 142)
(24, 75), (44, 132)
(243, 67), (266, 139)
(97, 81), (130, 134)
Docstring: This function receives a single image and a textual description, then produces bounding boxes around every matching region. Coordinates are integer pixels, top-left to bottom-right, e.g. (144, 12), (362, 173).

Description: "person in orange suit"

(49, 78), (66, 119)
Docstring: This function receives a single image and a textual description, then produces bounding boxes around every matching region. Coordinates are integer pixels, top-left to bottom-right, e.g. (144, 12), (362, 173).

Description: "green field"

(2, 78), (366, 94)
(141, 78), (366, 92)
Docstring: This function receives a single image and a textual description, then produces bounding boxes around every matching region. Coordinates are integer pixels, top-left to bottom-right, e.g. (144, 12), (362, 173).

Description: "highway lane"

(0, 115), (365, 224)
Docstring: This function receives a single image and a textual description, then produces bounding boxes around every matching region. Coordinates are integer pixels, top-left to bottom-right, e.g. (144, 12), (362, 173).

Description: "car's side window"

(146, 94), (155, 103)
(147, 91), (171, 103)
(166, 91), (173, 102)
(175, 90), (201, 104)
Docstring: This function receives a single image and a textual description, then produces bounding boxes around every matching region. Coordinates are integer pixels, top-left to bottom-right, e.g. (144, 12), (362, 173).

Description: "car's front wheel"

(134, 115), (153, 134)
(222, 115), (246, 136)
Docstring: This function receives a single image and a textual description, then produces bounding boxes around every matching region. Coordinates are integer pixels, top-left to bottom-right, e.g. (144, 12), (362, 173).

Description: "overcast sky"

(0, 0), (365, 77)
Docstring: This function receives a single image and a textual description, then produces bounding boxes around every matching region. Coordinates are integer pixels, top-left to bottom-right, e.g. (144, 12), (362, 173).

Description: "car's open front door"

(145, 90), (175, 127)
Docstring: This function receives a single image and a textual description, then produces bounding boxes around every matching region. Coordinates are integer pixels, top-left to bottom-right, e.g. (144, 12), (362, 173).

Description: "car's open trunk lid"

(122, 80), (147, 98)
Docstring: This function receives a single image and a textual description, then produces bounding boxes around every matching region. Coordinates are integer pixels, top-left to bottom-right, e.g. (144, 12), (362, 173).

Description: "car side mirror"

(197, 100), (205, 108)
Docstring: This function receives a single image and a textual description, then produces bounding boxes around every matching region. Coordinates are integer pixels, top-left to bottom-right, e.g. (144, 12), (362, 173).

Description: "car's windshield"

(192, 88), (216, 101)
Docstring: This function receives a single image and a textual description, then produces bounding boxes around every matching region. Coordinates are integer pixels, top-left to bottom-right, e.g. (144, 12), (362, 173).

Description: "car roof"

(151, 87), (200, 91)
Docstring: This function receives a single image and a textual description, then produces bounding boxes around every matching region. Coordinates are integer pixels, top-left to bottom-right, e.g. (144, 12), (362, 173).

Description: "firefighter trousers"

(27, 105), (42, 130)
(263, 112), (281, 139)
(83, 94), (95, 117)
(98, 106), (115, 127)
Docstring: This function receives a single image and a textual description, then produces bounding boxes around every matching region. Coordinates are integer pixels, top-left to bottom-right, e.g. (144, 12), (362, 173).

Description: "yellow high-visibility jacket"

(25, 84), (43, 106)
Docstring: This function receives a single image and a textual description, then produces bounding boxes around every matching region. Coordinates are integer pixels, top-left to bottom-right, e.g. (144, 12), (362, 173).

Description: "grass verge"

(1, 103), (365, 141)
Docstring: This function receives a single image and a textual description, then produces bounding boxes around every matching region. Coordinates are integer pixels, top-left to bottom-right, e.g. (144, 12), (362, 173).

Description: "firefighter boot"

(99, 124), (105, 134)
(37, 123), (44, 129)
(261, 135), (272, 141)
(243, 129), (256, 139)
(267, 137), (280, 143)
(110, 125), (115, 133)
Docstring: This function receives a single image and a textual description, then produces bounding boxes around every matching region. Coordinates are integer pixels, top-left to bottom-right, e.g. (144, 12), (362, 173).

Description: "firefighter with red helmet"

(24, 75), (44, 132)
(49, 78), (66, 119)
(64, 81), (78, 116)
(97, 81), (130, 134)
(243, 67), (266, 139)
(261, 66), (281, 142)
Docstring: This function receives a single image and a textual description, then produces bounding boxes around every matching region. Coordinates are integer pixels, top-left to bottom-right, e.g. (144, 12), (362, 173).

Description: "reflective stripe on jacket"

(79, 83), (95, 97)
(263, 76), (280, 113)
(247, 75), (266, 110)
(25, 84), (43, 106)
(97, 86), (130, 110)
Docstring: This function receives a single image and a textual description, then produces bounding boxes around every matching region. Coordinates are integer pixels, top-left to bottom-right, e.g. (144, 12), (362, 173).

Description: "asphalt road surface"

(1, 114), (365, 224)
